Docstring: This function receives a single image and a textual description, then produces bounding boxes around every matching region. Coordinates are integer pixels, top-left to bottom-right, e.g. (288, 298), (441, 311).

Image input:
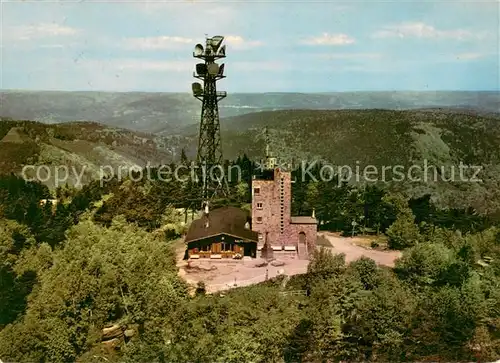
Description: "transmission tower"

(192, 35), (228, 203)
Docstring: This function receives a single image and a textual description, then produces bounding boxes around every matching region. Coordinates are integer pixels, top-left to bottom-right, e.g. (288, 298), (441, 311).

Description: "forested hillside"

(216, 109), (500, 213)
(219, 109), (500, 165)
(0, 119), (188, 188)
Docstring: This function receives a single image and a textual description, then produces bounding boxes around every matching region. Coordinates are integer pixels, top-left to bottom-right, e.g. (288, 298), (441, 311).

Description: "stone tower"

(251, 127), (318, 258)
(252, 168), (293, 248)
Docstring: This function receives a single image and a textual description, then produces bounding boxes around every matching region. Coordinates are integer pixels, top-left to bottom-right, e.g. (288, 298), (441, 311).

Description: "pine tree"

(180, 148), (188, 165)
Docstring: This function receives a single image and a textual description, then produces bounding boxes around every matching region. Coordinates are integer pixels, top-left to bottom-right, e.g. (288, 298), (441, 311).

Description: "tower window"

(256, 217), (263, 223)
(254, 187), (260, 195)
(257, 202), (263, 209)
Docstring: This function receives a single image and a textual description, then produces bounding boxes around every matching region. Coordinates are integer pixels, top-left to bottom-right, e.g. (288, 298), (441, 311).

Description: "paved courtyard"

(176, 232), (402, 293)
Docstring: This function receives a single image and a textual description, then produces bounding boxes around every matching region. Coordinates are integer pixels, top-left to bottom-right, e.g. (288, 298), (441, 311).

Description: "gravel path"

(320, 232), (402, 267)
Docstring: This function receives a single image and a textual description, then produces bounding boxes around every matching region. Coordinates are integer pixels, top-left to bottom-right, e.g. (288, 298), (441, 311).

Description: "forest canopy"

(0, 153), (499, 362)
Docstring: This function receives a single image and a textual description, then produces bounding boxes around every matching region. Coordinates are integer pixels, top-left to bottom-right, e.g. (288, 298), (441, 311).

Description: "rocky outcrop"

(100, 323), (136, 349)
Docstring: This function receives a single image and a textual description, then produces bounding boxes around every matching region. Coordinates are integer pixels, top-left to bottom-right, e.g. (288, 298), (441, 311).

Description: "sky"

(1, 0), (499, 92)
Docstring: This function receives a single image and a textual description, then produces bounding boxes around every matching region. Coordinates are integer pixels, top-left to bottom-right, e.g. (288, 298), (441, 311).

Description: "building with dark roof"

(184, 206), (259, 260)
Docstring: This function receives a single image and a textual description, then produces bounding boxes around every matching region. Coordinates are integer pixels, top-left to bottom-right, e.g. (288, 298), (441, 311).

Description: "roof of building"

(185, 206), (259, 244)
(291, 216), (317, 225)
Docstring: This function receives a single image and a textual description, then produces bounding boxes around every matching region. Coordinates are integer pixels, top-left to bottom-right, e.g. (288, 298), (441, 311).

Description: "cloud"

(316, 53), (383, 60)
(128, 2), (241, 37)
(231, 61), (294, 72)
(372, 22), (489, 40)
(453, 52), (496, 61)
(80, 59), (193, 72)
(80, 59), (288, 73)
(455, 53), (484, 60)
(38, 44), (66, 49)
(224, 35), (263, 49)
(122, 34), (262, 51)
(5, 22), (80, 41)
(123, 36), (194, 50)
(301, 33), (355, 46)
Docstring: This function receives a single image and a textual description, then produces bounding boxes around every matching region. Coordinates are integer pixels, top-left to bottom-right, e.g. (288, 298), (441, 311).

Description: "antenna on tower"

(265, 126), (270, 159)
(192, 35), (229, 205)
(263, 126), (277, 170)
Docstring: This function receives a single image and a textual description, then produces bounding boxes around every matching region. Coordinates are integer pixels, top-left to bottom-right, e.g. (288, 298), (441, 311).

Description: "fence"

(205, 271), (308, 295)
(279, 290), (308, 297)
(206, 272), (274, 293)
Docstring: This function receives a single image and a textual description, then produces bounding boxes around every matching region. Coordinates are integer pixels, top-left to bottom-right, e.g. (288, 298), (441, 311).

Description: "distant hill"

(0, 119), (188, 189)
(1, 90), (498, 134)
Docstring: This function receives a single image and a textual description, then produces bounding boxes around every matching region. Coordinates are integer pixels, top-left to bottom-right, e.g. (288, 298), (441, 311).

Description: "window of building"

(201, 244), (211, 252)
(256, 217), (263, 223)
(257, 202), (263, 209)
(254, 187), (260, 194)
(221, 243), (233, 251)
